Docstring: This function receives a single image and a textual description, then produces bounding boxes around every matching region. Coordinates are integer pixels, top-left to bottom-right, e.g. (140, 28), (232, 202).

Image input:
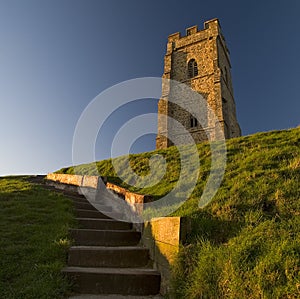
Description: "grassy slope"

(0, 177), (75, 299)
(57, 128), (300, 298)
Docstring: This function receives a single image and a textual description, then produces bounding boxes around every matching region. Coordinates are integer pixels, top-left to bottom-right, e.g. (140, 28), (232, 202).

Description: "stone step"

(73, 201), (96, 211)
(77, 218), (132, 230)
(62, 267), (161, 295)
(68, 246), (149, 268)
(75, 209), (122, 220)
(70, 229), (141, 246)
(74, 202), (112, 212)
(66, 195), (110, 208)
(41, 184), (57, 190)
(69, 295), (164, 299)
(66, 194), (102, 204)
(43, 185), (86, 199)
(64, 192), (87, 200)
(65, 194), (90, 202)
(62, 190), (86, 198)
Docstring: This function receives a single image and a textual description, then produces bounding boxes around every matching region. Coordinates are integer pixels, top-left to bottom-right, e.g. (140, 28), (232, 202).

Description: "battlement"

(167, 18), (221, 43)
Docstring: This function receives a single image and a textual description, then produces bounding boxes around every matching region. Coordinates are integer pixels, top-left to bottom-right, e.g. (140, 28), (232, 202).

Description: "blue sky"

(0, 0), (299, 176)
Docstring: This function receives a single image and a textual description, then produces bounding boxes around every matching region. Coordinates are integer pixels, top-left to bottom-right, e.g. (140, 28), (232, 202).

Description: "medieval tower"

(156, 18), (241, 149)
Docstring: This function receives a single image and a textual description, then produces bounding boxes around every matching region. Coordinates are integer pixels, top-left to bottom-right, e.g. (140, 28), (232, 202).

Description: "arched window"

(188, 59), (198, 78)
(190, 116), (198, 128)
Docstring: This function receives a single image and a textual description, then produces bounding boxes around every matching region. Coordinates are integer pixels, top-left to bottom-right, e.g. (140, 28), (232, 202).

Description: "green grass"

(56, 127), (300, 298)
(0, 176), (75, 299)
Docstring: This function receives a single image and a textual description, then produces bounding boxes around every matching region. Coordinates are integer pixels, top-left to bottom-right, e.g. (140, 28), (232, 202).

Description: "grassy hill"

(57, 128), (300, 298)
(0, 177), (75, 298)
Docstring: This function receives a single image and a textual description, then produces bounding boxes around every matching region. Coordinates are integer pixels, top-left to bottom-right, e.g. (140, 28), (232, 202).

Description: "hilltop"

(57, 128), (300, 298)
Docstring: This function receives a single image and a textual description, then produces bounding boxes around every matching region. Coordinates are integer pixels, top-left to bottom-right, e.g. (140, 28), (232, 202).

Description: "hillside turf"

(57, 127), (300, 298)
(0, 177), (75, 299)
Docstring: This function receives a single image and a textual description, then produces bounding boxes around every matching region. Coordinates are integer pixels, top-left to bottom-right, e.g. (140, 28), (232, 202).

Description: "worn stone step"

(77, 218), (132, 230)
(65, 194), (90, 202)
(68, 246), (149, 268)
(67, 196), (111, 210)
(74, 202), (112, 212)
(67, 196), (105, 206)
(43, 185), (86, 200)
(69, 295), (164, 299)
(70, 229), (141, 246)
(73, 201), (96, 211)
(41, 184), (57, 190)
(63, 267), (161, 295)
(60, 189), (86, 196)
(43, 184), (79, 195)
(75, 209), (122, 220)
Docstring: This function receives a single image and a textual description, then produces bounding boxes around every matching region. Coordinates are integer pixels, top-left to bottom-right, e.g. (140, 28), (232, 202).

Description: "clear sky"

(0, 0), (299, 176)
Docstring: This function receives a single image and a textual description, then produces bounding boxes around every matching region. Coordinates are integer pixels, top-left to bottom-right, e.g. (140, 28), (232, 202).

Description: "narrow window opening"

(188, 59), (198, 78)
(190, 116), (198, 128)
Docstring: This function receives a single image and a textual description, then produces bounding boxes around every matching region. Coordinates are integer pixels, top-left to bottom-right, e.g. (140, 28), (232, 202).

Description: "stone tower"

(156, 18), (241, 149)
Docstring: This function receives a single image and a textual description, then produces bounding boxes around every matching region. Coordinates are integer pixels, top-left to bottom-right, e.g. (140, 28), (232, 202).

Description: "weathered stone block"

(141, 216), (191, 295)
(82, 175), (99, 188)
(46, 173), (83, 186)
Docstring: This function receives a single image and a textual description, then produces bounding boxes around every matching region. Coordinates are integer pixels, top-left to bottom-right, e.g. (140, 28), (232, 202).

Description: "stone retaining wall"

(46, 173), (150, 214)
(106, 182), (152, 214)
(142, 217), (191, 295)
(46, 173), (84, 186)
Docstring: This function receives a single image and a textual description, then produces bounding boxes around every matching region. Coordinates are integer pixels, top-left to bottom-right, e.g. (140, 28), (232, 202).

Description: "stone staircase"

(60, 189), (162, 297)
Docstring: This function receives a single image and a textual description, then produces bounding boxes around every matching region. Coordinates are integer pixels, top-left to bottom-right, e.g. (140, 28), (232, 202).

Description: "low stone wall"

(46, 173), (151, 215)
(106, 182), (152, 214)
(46, 173), (84, 186)
(142, 217), (191, 295)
